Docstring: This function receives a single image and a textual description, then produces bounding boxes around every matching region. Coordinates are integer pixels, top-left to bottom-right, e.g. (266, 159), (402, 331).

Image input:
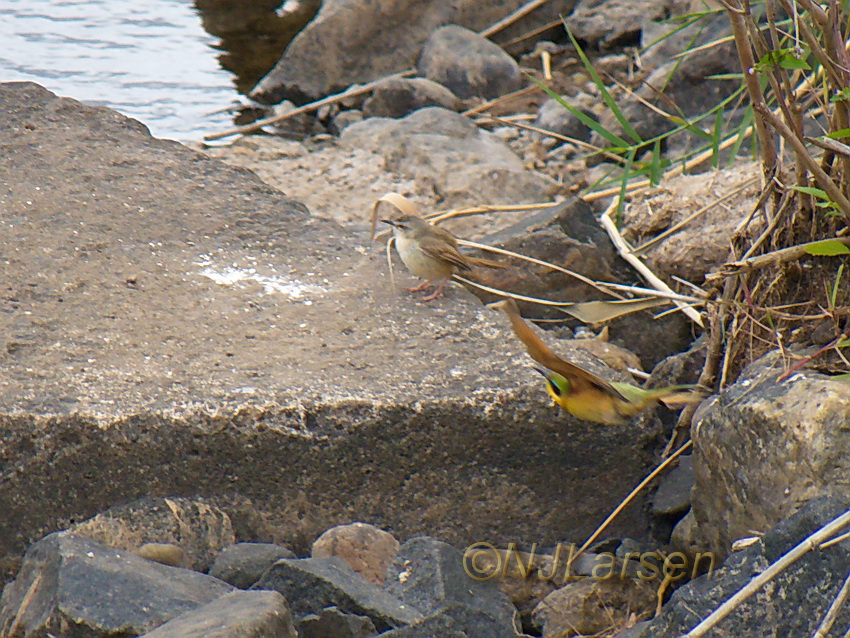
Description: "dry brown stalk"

(204, 70), (415, 141)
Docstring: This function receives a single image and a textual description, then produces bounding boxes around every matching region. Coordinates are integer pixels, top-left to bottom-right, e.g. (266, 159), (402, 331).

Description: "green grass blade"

(528, 75), (631, 148)
(566, 27), (643, 144)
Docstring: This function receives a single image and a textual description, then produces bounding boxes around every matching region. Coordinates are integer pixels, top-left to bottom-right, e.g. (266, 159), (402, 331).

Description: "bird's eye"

(546, 379), (562, 397)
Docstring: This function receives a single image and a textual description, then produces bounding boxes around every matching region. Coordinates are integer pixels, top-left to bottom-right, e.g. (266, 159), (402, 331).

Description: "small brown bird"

(492, 298), (704, 425)
(382, 215), (504, 301)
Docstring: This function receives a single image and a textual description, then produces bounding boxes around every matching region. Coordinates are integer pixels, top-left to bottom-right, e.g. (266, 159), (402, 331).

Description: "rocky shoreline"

(2, 0), (849, 636)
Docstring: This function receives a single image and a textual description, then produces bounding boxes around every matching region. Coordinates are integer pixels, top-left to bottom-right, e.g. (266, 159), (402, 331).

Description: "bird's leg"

(419, 277), (450, 301)
(406, 280), (433, 293)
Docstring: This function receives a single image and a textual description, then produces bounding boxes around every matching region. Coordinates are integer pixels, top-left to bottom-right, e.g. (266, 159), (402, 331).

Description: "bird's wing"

(417, 236), (473, 272)
(493, 299), (631, 403)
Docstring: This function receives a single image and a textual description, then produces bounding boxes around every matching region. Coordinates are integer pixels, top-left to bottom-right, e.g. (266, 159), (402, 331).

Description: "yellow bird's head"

(532, 366), (570, 408)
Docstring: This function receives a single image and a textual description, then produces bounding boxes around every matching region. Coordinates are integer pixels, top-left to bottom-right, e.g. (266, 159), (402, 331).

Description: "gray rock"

(639, 9), (734, 74)
(472, 197), (616, 316)
(210, 543), (296, 589)
(253, 557), (422, 630)
(296, 605), (378, 638)
(251, 0), (566, 104)
(329, 109), (364, 135)
(613, 621), (651, 637)
(70, 496), (234, 572)
(651, 454), (694, 517)
(417, 25), (523, 100)
(362, 77), (461, 119)
(689, 350), (850, 560)
(565, 0), (672, 49)
(385, 537), (519, 638)
(533, 95), (595, 145)
(0, 532), (234, 637)
(375, 611), (467, 637)
(341, 106), (556, 208)
(634, 495), (850, 637)
(139, 590), (297, 637)
(670, 511), (708, 562)
(0, 83), (659, 582)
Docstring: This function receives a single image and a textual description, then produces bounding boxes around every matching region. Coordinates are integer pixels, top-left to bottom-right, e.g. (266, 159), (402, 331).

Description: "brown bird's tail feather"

(652, 386), (706, 408)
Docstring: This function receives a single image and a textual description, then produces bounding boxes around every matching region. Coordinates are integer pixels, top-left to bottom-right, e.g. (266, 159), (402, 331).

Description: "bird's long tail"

(648, 385), (706, 408)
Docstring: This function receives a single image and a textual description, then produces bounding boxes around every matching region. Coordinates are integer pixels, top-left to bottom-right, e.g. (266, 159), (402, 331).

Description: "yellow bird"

(491, 298), (704, 425)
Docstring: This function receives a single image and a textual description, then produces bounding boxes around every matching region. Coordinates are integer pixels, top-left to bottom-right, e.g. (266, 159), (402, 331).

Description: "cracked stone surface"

(0, 82), (661, 580)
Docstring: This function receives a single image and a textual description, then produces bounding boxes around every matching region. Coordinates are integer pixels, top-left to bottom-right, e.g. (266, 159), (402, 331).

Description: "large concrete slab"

(0, 83), (660, 578)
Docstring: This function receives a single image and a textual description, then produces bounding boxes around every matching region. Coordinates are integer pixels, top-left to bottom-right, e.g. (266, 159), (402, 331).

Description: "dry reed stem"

(812, 567), (850, 638)
(600, 199), (706, 327)
(205, 70), (416, 141)
(478, 0), (557, 39)
(462, 85), (541, 116)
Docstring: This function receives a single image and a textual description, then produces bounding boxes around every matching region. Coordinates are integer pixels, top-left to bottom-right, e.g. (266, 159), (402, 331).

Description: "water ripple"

(0, 0), (236, 140)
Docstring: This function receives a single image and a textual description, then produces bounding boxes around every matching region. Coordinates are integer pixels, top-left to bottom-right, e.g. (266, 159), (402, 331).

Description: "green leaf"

(790, 185), (830, 200)
(831, 264), (845, 308)
(755, 48), (810, 72)
(616, 147), (636, 222)
(832, 373), (850, 381)
(826, 128), (850, 139)
(705, 73), (745, 80)
(803, 239), (850, 256)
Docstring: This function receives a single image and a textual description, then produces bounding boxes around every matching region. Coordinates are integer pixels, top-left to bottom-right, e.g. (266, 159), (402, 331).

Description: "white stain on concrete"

(196, 258), (326, 301)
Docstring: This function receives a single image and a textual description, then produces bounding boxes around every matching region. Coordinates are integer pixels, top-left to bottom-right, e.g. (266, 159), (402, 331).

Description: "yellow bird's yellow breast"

(546, 384), (631, 426)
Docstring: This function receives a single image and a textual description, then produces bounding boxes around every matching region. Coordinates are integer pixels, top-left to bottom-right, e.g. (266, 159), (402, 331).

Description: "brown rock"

(621, 162), (761, 286)
(689, 350), (850, 560)
(532, 576), (656, 637)
(312, 522), (400, 586)
(71, 497), (235, 572)
(136, 542), (193, 569)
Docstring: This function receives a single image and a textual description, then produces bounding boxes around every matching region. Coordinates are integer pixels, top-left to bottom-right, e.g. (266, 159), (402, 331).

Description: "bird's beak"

(381, 219), (397, 227)
(530, 365), (550, 379)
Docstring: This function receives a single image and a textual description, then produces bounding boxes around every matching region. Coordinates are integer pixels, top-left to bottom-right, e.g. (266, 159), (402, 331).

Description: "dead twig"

(204, 70), (415, 141)
(707, 236), (850, 280)
(812, 567), (850, 638)
(478, 0), (556, 39)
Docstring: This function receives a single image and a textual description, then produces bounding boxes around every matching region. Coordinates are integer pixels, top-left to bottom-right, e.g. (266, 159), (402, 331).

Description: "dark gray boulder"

(417, 25), (523, 100)
(209, 543), (296, 589)
(385, 537), (519, 638)
(0, 532), (234, 637)
(252, 557), (422, 631)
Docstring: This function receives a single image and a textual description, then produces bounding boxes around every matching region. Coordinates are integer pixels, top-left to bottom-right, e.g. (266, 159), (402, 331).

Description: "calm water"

(0, 0), (238, 141)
